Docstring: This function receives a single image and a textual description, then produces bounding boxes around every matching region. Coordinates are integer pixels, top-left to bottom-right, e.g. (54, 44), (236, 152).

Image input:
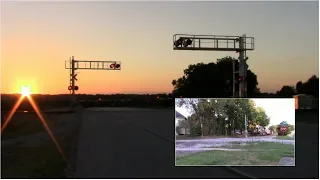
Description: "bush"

(189, 124), (202, 136)
(276, 125), (292, 136)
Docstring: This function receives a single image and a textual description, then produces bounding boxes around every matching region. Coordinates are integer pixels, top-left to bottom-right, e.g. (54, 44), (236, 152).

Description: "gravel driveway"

(176, 136), (295, 155)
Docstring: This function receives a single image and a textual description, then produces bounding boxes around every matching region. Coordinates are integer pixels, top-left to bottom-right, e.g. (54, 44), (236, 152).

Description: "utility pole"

(173, 34), (254, 98)
(244, 114), (248, 138)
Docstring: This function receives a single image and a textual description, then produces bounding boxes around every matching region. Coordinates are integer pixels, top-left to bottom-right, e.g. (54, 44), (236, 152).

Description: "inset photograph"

(175, 98), (295, 166)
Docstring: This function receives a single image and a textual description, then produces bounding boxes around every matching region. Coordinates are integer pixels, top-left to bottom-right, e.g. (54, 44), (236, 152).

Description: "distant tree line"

(276, 75), (319, 98)
(172, 56), (318, 99)
(0, 93), (174, 111)
(176, 98), (270, 136)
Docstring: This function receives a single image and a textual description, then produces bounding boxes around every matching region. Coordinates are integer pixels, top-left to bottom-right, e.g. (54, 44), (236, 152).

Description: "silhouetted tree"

(172, 56), (259, 98)
(303, 75), (319, 98)
(276, 86), (295, 97)
(296, 81), (303, 94)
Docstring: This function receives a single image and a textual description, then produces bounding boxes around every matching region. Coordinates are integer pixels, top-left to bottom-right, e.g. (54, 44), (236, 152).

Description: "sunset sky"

(1, 1), (318, 94)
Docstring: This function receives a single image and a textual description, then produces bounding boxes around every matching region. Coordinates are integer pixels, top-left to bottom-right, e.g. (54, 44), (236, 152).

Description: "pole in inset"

(244, 114), (248, 138)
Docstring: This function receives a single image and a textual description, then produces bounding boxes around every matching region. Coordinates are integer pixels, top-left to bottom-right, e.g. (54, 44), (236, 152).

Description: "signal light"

(180, 96), (182, 98)
(68, 85), (79, 91)
(183, 39), (192, 47)
(110, 63), (120, 69)
(174, 38), (183, 47)
(238, 77), (245, 82)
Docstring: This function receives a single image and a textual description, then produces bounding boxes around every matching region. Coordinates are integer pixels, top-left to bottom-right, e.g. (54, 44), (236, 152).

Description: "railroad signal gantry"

(65, 56), (121, 104)
(173, 34), (255, 98)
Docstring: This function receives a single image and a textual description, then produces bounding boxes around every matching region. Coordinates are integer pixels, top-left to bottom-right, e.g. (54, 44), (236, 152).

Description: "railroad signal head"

(110, 63), (120, 69)
(174, 38), (183, 47)
(238, 77), (243, 81)
(183, 39), (192, 47)
(68, 85), (79, 91)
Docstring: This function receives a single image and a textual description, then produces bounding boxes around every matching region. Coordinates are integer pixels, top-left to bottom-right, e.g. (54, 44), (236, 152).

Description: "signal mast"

(65, 56), (121, 105)
(172, 34), (254, 98)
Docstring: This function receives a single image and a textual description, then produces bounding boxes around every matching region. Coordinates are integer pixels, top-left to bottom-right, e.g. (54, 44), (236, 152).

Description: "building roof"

(175, 110), (186, 119)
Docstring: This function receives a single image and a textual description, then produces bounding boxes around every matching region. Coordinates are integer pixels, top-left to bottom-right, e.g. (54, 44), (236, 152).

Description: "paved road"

(74, 108), (250, 178)
(73, 108), (319, 178)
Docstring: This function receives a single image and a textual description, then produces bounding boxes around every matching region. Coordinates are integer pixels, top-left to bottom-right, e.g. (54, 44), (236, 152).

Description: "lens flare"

(20, 85), (31, 97)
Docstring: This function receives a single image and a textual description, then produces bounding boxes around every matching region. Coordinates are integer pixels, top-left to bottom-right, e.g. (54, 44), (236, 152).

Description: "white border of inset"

(175, 98), (296, 167)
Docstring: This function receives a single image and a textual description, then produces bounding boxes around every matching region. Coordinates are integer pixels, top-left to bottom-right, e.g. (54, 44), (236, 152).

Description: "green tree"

(252, 107), (270, 127)
(177, 98), (270, 137)
(269, 125), (276, 134)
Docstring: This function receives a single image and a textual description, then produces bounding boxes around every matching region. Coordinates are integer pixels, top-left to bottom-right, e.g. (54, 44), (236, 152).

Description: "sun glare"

(21, 85), (31, 97)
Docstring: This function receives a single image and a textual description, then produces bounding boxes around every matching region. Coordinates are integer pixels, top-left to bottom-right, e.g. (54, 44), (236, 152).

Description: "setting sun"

(20, 85), (31, 97)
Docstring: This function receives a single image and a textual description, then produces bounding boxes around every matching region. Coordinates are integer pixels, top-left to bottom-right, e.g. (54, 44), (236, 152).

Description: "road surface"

(73, 108), (318, 178)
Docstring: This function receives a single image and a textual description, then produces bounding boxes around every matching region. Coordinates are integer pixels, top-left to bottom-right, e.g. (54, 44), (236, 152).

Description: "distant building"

(293, 94), (318, 109)
(175, 110), (189, 135)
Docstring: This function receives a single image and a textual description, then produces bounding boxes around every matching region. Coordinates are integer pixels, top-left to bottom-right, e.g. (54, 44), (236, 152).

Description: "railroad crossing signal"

(173, 34), (254, 98)
(72, 74), (78, 81)
(65, 56), (122, 104)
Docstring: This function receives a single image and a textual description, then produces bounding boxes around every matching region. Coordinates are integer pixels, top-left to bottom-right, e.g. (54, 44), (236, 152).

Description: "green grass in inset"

(176, 142), (294, 166)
